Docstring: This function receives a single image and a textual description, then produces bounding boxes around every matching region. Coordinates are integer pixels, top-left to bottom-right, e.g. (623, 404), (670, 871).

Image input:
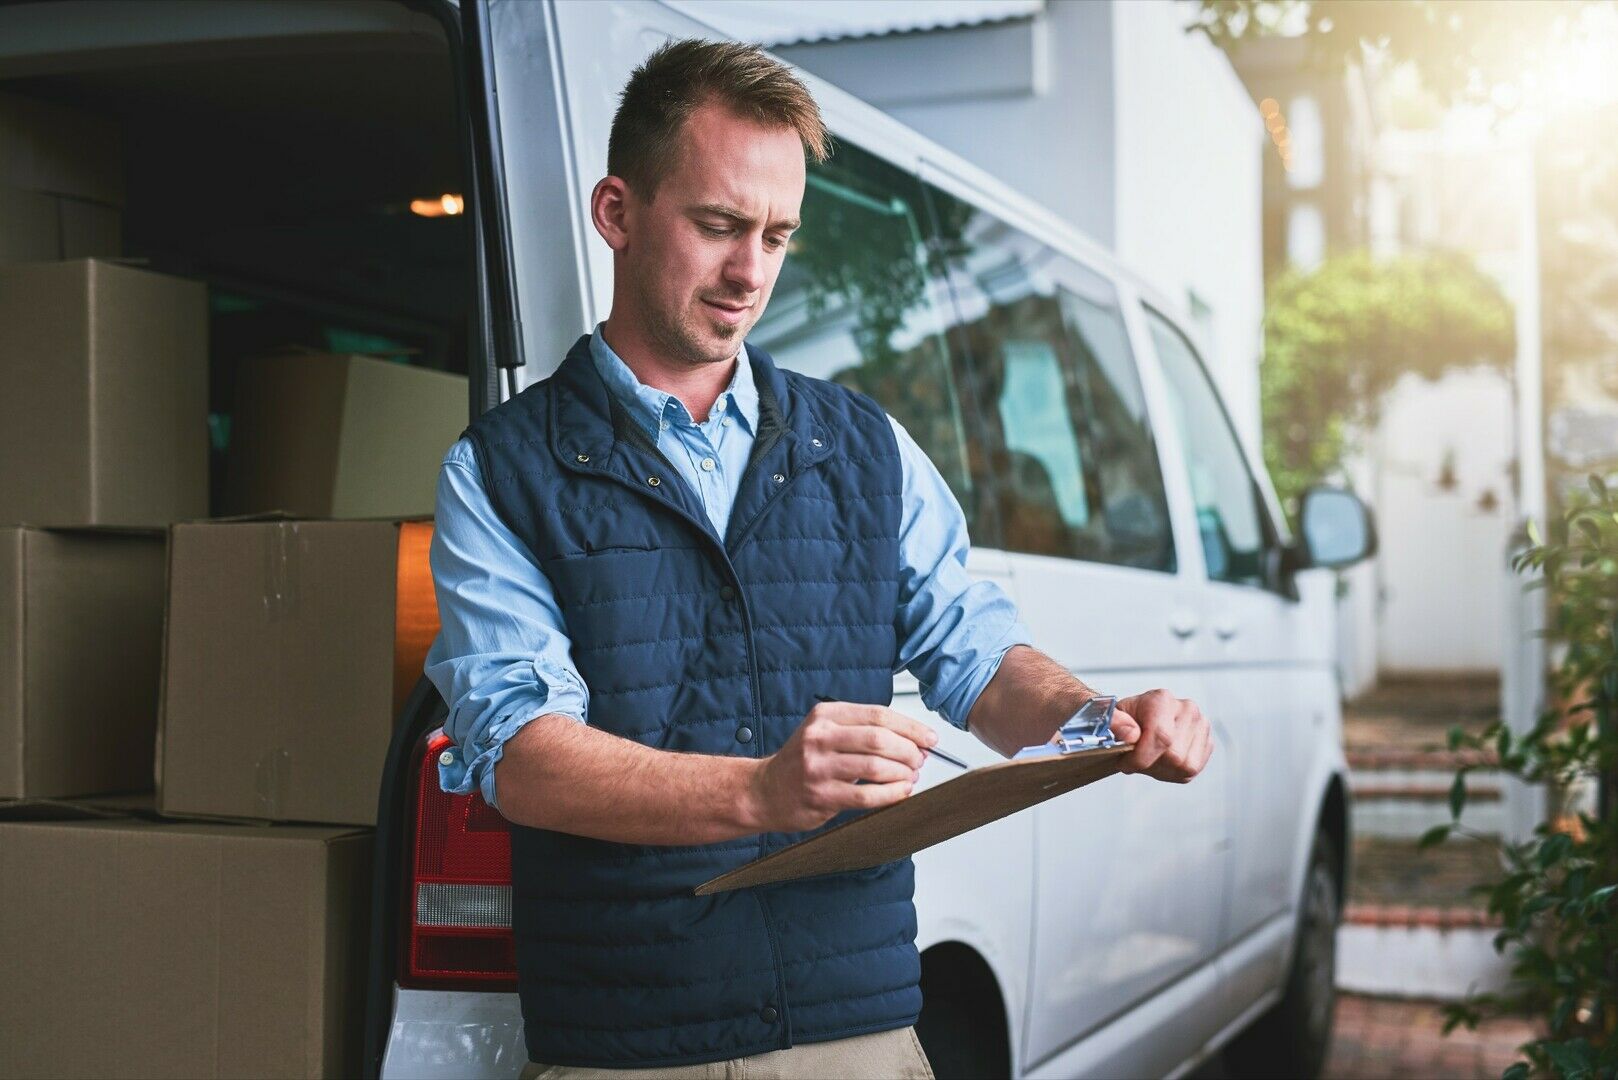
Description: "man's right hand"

(747, 700), (939, 833)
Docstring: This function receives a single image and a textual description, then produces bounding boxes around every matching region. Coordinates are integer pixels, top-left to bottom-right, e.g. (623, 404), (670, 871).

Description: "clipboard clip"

(1011, 694), (1121, 760)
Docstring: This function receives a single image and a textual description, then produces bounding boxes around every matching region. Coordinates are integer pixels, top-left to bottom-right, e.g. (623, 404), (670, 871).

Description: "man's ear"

(591, 176), (633, 251)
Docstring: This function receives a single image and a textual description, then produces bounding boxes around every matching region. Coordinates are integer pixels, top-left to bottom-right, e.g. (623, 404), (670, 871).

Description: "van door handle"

(1214, 619), (1239, 640)
(1169, 612), (1198, 639)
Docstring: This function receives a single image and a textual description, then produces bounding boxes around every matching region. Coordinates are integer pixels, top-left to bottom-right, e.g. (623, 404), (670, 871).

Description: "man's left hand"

(1108, 690), (1212, 782)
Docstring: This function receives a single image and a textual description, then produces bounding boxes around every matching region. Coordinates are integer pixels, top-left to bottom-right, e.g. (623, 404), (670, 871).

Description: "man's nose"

(723, 238), (768, 294)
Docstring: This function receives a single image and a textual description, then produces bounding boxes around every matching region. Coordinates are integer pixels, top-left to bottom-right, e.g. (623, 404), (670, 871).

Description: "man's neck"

(600, 316), (736, 423)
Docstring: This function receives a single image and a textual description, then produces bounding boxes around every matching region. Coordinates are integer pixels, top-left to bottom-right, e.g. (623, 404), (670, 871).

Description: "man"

(426, 38), (1212, 1080)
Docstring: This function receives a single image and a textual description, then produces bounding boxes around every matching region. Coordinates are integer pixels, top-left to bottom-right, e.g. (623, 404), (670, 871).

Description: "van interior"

(0, 2), (475, 512)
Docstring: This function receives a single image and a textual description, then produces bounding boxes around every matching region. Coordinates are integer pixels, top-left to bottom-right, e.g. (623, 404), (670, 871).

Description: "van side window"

(748, 141), (981, 536)
(918, 184), (1175, 571)
(1146, 308), (1270, 588)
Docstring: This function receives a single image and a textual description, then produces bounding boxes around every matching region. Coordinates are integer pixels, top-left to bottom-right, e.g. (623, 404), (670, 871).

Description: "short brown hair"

(608, 38), (830, 200)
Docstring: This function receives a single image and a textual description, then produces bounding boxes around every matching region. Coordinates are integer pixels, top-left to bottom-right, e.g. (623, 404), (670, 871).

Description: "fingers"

(1153, 717), (1209, 784)
(820, 723), (930, 770)
(819, 701), (937, 750)
(1116, 690), (1211, 781)
(828, 753), (920, 786)
(1110, 708), (1141, 745)
(843, 778), (915, 810)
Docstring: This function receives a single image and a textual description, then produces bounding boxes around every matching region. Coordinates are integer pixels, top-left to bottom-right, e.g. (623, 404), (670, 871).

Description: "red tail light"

(401, 728), (517, 990)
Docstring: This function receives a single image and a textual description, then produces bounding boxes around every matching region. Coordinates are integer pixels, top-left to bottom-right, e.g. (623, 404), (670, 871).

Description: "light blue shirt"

(426, 324), (1032, 809)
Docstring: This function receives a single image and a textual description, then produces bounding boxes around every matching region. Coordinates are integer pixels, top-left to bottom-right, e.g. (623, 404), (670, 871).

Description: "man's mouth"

(703, 298), (751, 324)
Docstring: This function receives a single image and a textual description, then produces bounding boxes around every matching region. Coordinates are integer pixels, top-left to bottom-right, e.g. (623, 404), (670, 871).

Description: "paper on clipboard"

(694, 696), (1131, 896)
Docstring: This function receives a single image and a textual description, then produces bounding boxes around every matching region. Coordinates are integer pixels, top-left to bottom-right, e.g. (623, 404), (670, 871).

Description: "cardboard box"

(158, 518), (439, 825)
(0, 89), (124, 205)
(0, 809), (370, 1079)
(0, 259), (208, 526)
(1, 526), (165, 799)
(224, 351), (468, 519)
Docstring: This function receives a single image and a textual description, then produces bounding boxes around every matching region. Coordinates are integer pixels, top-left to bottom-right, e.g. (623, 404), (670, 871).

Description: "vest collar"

(550, 332), (834, 487)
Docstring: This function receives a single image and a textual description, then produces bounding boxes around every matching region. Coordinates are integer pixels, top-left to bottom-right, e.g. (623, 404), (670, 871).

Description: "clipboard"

(695, 696), (1132, 896)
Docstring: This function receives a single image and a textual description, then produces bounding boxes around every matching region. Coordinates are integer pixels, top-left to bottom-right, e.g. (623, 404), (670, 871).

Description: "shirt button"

(719, 585), (737, 601)
(701, 457), (716, 472)
(438, 749), (455, 766)
(736, 726), (753, 743)
(722, 418), (733, 427)
(760, 1006), (778, 1023)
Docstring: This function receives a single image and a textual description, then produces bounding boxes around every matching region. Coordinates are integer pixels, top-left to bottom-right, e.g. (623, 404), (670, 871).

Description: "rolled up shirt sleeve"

(889, 416), (1033, 731)
(424, 438), (588, 810)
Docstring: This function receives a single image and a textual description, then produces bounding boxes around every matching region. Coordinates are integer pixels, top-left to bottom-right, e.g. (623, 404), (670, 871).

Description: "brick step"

(1344, 903), (1502, 929)
(1346, 747), (1500, 771)
(1351, 782), (1503, 803)
(1348, 835), (1503, 912)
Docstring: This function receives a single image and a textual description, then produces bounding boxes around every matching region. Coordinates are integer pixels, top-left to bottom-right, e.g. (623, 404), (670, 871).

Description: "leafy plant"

(1422, 473), (1618, 1079)
(1260, 250), (1514, 512)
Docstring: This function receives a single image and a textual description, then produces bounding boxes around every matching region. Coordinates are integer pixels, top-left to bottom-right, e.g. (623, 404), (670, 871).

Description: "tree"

(1188, 1), (1618, 111)
(1261, 250), (1514, 511)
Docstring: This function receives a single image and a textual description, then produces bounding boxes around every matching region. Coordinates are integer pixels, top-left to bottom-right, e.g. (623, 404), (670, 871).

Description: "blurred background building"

(1230, 36), (1535, 696)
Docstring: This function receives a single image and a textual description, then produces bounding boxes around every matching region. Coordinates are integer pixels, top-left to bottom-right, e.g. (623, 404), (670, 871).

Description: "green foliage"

(1260, 250), (1515, 512)
(1433, 474), (1618, 1079)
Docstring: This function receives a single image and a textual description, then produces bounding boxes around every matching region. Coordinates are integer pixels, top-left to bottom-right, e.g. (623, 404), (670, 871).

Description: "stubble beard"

(636, 271), (752, 370)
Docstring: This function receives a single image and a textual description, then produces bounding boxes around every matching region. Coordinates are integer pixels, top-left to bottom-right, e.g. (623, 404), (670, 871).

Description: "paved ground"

(1321, 994), (1542, 1079)
(1190, 992), (1541, 1079)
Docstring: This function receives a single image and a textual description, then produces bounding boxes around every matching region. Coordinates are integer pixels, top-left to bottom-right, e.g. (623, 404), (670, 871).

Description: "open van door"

(455, 0), (597, 396)
(458, 0), (525, 411)
(361, 1), (558, 1076)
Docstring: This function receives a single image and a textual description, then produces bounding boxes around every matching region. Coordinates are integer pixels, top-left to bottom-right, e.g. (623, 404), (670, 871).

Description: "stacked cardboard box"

(0, 258), (211, 527)
(0, 803), (371, 1078)
(0, 525), (166, 799)
(224, 349), (469, 519)
(158, 516), (440, 825)
(0, 89), (464, 1068)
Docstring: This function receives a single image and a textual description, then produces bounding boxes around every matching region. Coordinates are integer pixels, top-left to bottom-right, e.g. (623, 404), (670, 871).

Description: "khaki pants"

(518, 1025), (936, 1080)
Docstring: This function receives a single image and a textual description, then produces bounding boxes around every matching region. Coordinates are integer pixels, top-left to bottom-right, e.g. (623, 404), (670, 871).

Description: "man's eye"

(765, 235), (788, 250)
(699, 223), (732, 237)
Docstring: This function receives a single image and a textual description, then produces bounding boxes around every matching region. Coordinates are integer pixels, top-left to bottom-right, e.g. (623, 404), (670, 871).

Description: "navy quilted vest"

(461, 334), (920, 1069)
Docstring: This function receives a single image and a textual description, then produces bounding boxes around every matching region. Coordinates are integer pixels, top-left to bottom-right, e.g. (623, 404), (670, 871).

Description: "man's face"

(617, 101), (804, 368)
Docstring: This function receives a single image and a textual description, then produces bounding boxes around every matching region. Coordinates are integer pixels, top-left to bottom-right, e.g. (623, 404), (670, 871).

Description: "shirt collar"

(588, 322), (759, 440)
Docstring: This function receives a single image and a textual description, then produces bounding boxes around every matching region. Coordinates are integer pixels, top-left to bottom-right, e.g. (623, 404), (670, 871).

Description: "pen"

(813, 694), (969, 771)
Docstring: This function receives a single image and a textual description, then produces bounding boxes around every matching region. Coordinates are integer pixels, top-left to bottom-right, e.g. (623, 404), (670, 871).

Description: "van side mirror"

(1290, 485), (1377, 570)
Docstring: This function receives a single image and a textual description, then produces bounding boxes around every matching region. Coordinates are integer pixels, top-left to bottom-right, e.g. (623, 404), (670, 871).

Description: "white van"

(1, 1), (1371, 1077)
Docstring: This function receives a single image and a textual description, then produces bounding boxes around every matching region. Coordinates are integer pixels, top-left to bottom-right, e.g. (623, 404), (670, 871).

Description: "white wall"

(1373, 368), (1516, 674)
(800, 0), (1119, 250)
(1112, 0), (1266, 451)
